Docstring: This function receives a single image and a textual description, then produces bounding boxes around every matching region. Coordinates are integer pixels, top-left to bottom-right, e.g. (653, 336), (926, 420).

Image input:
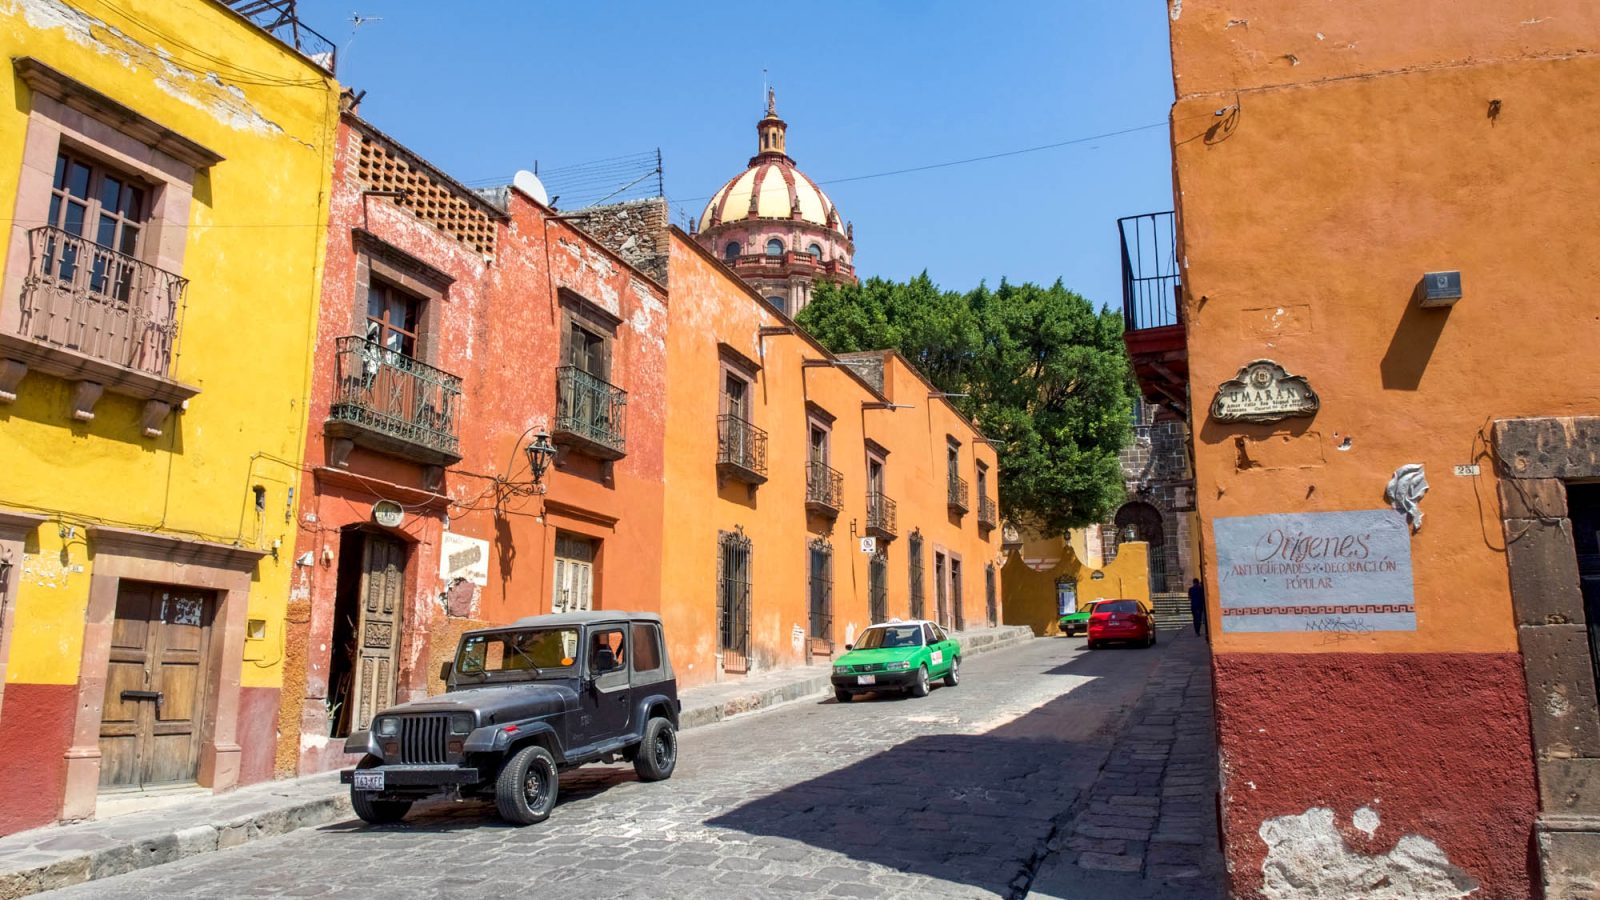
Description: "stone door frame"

(61, 526), (263, 823)
(1492, 416), (1600, 890)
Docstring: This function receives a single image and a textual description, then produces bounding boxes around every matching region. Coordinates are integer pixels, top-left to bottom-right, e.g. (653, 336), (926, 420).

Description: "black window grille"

(935, 553), (949, 629)
(908, 530), (925, 620)
(807, 538), (832, 640)
(951, 559), (965, 632)
(985, 563), (998, 627)
(869, 549), (889, 624)
(717, 528), (752, 658)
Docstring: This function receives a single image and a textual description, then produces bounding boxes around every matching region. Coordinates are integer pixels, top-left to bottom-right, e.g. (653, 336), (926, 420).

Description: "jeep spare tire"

(633, 716), (678, 782)
(495, 743), (559, 825)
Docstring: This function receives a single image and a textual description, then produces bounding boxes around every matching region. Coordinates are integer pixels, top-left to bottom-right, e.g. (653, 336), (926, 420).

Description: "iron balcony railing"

(18, 226), (186, 378)
(717, 414), (768, 480)
(330, 336), (462, 458)
(555, 366), (627, 457)
(978, 494), (999, 529)
(805, 460), (843, 514)
(866, 490), (897, 538)
(1119, 211), (1182, 332)
(947, 475), (970, 512)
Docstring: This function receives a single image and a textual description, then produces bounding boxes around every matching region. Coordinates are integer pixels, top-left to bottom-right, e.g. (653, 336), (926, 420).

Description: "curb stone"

(0, 625), (1034, 898)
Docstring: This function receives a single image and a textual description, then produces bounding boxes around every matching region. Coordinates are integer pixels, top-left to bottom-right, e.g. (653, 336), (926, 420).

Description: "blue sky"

(300, 2), (1177, 312)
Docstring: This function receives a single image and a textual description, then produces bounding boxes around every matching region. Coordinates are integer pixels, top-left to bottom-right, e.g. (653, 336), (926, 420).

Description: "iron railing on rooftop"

(18, 226), (186, 378)
(555, 366), (626, 456)
(330, 336), (462, 458)
(1119, 211), (1182, 331)
(717, 414), (768, 478)
(225, 1), (337, 73)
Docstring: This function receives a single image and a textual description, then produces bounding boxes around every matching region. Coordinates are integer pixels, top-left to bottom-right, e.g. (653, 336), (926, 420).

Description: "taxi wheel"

(835, 688), (853, 703)
(909, 665), (930, 698)
(944, 656), (961, 687)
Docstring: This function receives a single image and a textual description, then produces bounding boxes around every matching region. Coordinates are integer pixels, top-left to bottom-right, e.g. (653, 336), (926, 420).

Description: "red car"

(1087, 599), (1156, 649)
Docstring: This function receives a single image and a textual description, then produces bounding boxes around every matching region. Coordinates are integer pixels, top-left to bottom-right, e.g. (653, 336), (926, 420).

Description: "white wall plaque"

(1210, 360), (1320, 424)
(440, 532), (490, 586)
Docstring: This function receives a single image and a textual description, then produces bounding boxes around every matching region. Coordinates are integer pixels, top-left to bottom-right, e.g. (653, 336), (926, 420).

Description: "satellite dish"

(512, 170), (549, 206)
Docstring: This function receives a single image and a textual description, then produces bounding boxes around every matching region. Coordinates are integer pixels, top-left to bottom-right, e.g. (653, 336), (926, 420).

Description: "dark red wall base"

(0, 683), (75, 836)
(1214, 652), (1538, 900)
(236, 686), (280, 786)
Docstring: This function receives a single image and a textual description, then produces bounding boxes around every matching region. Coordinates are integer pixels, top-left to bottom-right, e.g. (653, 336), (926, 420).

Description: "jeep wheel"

(633, 717), (678, 782)
(834, 688), (852, 703)
(944, 656), (961, 687)
(909, 664), (930, 698)
(495, 744), (559, 825)
(351, 789), (412, 825)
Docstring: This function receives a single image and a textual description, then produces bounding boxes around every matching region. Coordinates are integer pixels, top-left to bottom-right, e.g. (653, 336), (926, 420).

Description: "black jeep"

(340, 611), (679, 825)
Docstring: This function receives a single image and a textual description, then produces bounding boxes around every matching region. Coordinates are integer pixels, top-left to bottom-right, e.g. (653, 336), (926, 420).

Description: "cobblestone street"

(48, 633), (1222, 899)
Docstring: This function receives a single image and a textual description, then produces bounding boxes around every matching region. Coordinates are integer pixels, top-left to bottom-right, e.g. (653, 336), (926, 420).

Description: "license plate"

(353, 771), (385, 791)
(857, 675), (876, 685)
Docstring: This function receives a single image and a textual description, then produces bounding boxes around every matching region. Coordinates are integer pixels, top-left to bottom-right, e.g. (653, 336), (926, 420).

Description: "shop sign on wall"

(1210, 360), (1320, 424)
(440, 532), (490, 586)
(1214, 509), (1415, 633)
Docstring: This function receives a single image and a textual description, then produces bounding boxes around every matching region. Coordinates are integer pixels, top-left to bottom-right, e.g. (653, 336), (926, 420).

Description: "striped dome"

(699, 158), (843, 234)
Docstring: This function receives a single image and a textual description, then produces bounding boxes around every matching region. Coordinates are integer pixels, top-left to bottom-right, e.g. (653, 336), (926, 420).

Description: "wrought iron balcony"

(554, 365), (627, 459)
(327, 336), (462, 465)
(805, 460), (843, 516)
(1119, 210), (1190, 418)
(17, 226), (186, 380)
(978, 494), (998, 529)
(866, 490), (897, 540)
(947, 475), (970, 513)
(717, 414), (768, 485)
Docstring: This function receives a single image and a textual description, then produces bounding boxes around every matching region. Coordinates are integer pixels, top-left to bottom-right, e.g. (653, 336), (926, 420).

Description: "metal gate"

(717, 528), (752, 669)
(908, 531), (925, 620)
(985, 563), (998, 627)
(807, 538), (832, 643)
(868, 550), (888, 624)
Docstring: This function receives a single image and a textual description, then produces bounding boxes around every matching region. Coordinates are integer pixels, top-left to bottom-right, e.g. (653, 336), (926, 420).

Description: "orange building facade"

(1156, 1), (1600, 895)
(278, 111), (667, 777)
(663, 230), (1004, 687)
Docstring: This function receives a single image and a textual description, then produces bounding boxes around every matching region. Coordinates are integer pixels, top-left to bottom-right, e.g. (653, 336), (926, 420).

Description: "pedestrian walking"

(1188, 578), (1207, 635)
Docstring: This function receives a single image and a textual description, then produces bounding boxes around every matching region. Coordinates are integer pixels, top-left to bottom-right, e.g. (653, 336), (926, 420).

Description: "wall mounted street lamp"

(524, 430), (556, 486)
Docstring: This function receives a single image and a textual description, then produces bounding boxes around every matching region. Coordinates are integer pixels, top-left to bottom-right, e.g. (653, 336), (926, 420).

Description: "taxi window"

(922, 624), (937, 644)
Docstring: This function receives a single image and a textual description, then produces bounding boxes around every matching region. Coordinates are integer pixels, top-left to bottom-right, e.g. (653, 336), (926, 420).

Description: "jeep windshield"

(455, 628), (580, 682)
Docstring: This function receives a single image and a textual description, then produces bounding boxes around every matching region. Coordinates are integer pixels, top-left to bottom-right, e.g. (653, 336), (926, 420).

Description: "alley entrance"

(327, 530), (406, 736)
(99, 582), (215, 790)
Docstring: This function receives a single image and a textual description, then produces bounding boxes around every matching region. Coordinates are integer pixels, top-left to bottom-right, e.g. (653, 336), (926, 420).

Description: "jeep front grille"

(398, 714), (449, 764)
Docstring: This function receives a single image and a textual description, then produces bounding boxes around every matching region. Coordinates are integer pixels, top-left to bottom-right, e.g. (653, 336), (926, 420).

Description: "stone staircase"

(1152, 591), (1193, 629)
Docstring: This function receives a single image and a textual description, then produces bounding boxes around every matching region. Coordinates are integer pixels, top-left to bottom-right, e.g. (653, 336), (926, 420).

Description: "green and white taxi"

(830, 620), (961, 702)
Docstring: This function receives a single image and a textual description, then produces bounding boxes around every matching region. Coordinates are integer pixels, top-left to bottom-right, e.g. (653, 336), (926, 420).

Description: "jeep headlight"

(833, 665), (850, 675)
(887, 661), (911, 671)
(450, 713), (474, 735)
(375, 716), (399, 737)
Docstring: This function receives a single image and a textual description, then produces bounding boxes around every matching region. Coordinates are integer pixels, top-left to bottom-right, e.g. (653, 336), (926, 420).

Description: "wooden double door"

(99, 582), (215, 790)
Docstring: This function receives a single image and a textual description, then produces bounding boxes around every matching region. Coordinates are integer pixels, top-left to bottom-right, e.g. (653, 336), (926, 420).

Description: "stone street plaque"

(1210, 359), (1320, 424)
(1214, 509), (1416, 633)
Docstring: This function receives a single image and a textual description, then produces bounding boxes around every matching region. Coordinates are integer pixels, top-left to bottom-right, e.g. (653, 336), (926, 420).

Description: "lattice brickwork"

(357, 135), (497, 256)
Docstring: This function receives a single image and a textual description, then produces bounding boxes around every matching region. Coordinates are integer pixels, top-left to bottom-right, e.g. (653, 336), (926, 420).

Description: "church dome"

(698, 92), (845, 235)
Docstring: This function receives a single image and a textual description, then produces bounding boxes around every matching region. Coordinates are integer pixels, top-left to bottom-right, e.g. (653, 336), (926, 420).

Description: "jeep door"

(577, 624), (632, 748)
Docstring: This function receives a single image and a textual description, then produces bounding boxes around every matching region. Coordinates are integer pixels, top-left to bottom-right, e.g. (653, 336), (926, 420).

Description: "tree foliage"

(796, 274), (1134, 534)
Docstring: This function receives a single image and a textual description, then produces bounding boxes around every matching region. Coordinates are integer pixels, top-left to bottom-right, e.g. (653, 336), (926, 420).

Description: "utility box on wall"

(1417, 271), (1463, 308)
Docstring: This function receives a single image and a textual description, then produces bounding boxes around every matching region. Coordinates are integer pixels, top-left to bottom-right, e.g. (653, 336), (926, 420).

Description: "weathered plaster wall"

(1168, 0), (1596, 892)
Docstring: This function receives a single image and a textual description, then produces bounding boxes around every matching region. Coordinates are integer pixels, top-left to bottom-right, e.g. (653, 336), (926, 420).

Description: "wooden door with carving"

(351, 534), (406, 733)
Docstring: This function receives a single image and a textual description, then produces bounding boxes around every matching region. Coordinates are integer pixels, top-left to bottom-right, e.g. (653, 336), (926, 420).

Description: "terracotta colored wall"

(279, 118), (667, 775)
(662, 232), (1002, 688)
(1166, 1), (1590, 893)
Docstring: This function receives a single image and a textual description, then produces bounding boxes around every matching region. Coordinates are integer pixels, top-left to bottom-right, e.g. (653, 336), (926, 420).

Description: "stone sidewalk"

(0, 624), (1031, 899)
(1024, 627), (1226, 899)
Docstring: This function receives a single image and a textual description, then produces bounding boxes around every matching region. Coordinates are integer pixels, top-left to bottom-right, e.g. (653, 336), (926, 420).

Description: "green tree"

(798, 275), (1133, 534)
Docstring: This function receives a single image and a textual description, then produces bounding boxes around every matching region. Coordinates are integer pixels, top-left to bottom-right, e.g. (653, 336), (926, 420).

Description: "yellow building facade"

(0, 0), (336, 834)
(1002, 534), (1150, 637)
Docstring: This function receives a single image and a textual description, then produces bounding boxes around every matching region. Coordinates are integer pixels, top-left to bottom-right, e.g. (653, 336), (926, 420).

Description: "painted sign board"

(1210, 360), (1320, 424)
(859, 537), (877, 554)
(440, 532), (490, 586)
(1214, 509), (1416, 633)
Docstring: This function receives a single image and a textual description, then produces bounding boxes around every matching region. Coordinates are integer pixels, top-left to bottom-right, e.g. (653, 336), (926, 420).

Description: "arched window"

(765, 238), (784, 257)
(766, 295), (787, 314)
(724, 241), (740, 261)
(807, 243), (823, 259)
